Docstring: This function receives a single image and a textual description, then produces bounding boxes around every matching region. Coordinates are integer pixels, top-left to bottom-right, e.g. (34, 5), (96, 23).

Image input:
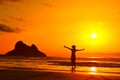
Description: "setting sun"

(91, 33), (97, 39)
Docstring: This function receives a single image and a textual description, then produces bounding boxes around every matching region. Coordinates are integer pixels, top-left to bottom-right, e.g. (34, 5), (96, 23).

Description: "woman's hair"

(72, 45), (76, 48)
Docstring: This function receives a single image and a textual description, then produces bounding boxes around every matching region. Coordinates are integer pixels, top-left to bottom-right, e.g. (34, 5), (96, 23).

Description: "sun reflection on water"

(90, 60), (97, 62)
(89, 67), (97, 74)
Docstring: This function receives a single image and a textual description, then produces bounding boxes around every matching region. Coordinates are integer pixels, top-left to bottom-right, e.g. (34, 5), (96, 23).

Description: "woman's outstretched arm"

(64, 46), (72, 50)
(76, 48), (85, 51)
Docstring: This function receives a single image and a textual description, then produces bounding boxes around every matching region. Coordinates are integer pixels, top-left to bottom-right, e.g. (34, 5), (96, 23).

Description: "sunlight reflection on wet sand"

(89, 67), (97, 74)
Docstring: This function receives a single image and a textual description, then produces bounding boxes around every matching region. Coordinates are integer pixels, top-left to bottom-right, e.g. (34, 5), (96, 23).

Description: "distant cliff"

(4, 41), (47, 57)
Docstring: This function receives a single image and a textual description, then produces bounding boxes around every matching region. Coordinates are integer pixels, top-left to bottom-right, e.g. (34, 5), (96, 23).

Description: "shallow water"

(0, 56), (120, 75)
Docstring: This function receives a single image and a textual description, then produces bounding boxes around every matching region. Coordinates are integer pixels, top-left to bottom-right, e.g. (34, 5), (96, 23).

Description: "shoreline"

(0, 66), (120, 76)
(0, 68), (120, 80)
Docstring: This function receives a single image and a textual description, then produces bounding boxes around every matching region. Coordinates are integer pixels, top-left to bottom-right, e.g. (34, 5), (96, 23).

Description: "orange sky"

(0, 0), (120, 58)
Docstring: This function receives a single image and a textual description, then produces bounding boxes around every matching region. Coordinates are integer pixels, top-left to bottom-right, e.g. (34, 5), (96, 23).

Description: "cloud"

(0, 0), (23, 4)
(9, 16), (24, 22)
(41, 2), (54, 8)
(1, 18), (9, 23)
(0, 16), (24, 23)
(0, 24), (21, 33)
(8, 0), (22, 1)
(0, 0), (3, 4)
(6, 0), (23, 2)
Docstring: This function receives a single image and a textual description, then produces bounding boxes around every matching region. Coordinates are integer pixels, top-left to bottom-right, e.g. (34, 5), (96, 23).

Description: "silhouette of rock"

(5, 41), (47, 57)
(0, 54), (4, 56)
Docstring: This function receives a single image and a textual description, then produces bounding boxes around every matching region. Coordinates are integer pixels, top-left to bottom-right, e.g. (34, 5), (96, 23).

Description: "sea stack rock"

(5, 41), (47, 57)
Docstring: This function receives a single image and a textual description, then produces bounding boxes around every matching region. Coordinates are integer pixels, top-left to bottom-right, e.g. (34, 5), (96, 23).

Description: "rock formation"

(4, 41), (47, 57)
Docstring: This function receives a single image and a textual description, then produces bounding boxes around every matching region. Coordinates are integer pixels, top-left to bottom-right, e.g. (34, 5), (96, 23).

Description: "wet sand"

(0, 69), (120, 80)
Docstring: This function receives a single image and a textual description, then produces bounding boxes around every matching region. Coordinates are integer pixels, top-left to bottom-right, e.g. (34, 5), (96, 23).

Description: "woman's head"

(72, 45), (76, 48)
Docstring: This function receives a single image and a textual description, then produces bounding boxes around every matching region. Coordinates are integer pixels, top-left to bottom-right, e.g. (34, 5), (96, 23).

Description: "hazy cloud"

(7, 0), (23, 2)
(9, 16), (24, 22)
(0, 16), (24, 23)
(41, 2), (54, 8)
(0, 0), (3, 4)
(0, 24), (21, 33)
(1, 18), (9, 23)
(0, 0), (23, 4)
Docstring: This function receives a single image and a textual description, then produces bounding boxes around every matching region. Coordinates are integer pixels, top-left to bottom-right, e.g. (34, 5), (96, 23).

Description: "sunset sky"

(0, 0), (120, 58)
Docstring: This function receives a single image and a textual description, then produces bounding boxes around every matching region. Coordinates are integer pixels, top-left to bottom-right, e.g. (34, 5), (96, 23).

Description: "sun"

(91, 33), (97, 39)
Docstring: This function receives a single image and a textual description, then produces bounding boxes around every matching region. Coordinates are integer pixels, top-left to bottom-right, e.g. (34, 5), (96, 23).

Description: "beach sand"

(0, 69), (120, 80)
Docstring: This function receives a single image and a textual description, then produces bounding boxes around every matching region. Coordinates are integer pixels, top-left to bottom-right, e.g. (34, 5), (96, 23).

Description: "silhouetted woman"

(64, 45), (84, 72)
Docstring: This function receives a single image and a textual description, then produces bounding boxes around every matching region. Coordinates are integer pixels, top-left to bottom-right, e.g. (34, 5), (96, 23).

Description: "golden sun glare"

(89, 67), (97, 74)
(91, 33), (97, 39)
(90, 67), (97, 72)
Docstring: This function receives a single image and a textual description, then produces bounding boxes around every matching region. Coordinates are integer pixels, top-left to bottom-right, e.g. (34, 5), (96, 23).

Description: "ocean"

(0, 56), (120, 75)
